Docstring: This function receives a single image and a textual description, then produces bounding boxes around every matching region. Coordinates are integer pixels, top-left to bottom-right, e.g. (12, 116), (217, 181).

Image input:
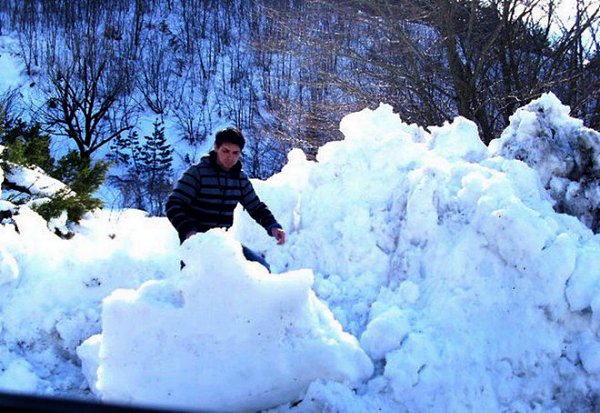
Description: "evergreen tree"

(0, 118), (54, 173)
(0, 116), (108, 231)
(33, 151), (109, 227)
(107, 130), (145, 211)
(107, 131), (141, 166)
(140, 119), (173, 216)
(108, 119), (174, 216)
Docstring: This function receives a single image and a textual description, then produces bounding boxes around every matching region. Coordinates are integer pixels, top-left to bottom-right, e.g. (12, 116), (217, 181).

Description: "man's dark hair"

(215, 127), (245, 149)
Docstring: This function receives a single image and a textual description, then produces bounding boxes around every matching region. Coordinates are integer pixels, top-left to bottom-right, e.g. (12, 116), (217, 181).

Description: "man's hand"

(271, 227), (286, 245)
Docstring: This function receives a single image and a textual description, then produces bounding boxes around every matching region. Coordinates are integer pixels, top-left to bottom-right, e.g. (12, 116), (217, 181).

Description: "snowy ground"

(1, 94), (600, 412)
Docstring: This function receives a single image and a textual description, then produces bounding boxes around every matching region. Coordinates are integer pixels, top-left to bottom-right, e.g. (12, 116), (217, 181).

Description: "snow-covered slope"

(0, 95), (599, 412)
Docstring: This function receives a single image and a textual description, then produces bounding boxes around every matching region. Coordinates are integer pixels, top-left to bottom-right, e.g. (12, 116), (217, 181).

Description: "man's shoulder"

(191, 156), (214, 172)
(178, 158), (211, 182)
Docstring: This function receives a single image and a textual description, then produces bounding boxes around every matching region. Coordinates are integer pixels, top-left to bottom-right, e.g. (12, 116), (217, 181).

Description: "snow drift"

(234, 95), (600, 411)
(0, 93), (599, 412)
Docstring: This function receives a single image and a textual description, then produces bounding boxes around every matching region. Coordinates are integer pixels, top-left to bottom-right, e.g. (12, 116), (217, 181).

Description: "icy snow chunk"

(398, 280), (420, 304)
(536, 233), (578, 304)
(76, 334), (101, 393)
(80, 230), (373, 412)
(578, 331), (600, 375)
(477, 199), (553, 269)
(404, 167), (443, 244)
(339, 103), (427, 146)
(384, 332), (437, 396)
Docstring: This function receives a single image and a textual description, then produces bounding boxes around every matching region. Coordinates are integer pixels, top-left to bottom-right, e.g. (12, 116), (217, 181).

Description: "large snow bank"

(235, 102), (600, 411)
(0, 96), (599, 412)
(490, 92), (600, 232)
(0, 208), (179, 396)
(79, 230), (372, 412)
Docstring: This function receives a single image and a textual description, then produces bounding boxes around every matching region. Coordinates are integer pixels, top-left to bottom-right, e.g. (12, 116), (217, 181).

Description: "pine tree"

(0, 118), (54, 173)
(139, 119), (174, 216)
(107, 130), (145, 210)
(0, 117), (108, 230)
(108, 119), (174, 216)
(107, 131), (141, 166)
(37, 151), (109, 225)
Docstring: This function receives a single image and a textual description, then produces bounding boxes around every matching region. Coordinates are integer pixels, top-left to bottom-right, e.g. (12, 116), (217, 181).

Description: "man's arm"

(166, 165), (201, 242)
(239, 175), (286, 245)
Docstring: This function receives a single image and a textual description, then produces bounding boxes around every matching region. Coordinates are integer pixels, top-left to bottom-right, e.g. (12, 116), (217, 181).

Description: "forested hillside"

(0, 0), (598, 216)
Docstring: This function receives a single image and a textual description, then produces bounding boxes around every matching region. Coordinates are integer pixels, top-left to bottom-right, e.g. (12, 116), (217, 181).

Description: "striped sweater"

(166, 151), (281, 242)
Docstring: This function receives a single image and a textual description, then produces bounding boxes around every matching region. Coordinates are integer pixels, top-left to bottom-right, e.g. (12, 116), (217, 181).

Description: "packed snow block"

(80, 229), (373, 412)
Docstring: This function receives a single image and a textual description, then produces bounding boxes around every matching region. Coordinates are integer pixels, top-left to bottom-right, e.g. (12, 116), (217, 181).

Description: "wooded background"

(0, 0), (598, 215)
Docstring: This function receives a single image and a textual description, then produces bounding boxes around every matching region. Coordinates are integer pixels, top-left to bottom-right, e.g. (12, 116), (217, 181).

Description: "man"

(166, 127), (286, 271)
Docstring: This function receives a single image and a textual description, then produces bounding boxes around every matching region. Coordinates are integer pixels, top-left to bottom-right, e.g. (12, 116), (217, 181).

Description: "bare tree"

(42, 50), (136, 158)
(256, 0), (599, 146)
(251, 1), (360, 158)
(36, 3), (140, 159)
(136, 26), (177, 115)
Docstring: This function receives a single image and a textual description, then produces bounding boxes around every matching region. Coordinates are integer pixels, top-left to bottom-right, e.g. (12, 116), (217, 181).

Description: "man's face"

(214, 142), (242, 171)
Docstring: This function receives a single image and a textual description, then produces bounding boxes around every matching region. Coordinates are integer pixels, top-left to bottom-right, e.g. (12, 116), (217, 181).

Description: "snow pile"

(0, 208), (179, 396)
(490, 92), (600, 232)
(0, 95), (599, 412)
(235, 101), (600, 411)
(79, 230), (372, 412)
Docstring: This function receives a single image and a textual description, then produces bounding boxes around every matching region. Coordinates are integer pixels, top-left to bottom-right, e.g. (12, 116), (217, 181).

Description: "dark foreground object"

(0, 391), (204, 413)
